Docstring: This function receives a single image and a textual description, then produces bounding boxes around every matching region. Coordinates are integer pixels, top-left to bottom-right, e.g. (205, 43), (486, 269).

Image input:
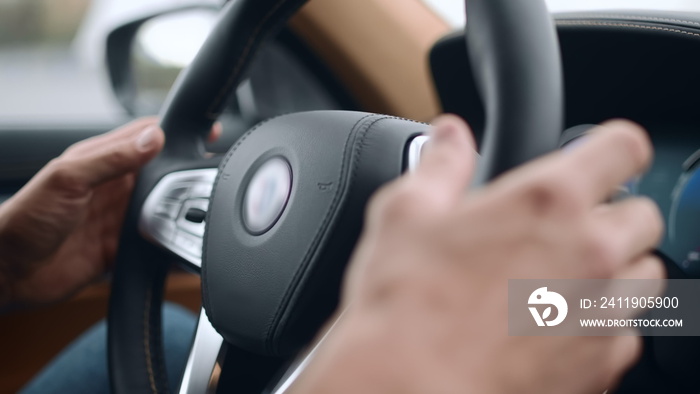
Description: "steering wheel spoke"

(266, 312), (345, 393)
(139, 168), (218, 272)
(177, 309), (226, 394)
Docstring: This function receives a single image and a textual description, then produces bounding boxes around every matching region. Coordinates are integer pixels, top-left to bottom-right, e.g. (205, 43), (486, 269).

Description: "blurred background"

(1, 0), (700, 124)
(0, 0), (218, 124)
(0, 0), (108, 123)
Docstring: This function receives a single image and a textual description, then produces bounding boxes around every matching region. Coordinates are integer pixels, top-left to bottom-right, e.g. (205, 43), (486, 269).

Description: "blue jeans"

(20, 303), (197, 394)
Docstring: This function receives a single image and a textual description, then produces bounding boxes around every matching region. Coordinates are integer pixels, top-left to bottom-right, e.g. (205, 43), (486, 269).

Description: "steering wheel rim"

(107, 0), (563, 393)
(466, 0), (563, 183)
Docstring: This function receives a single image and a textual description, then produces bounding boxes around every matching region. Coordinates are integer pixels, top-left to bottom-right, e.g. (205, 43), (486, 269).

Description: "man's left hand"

(0, 118), (172, 309)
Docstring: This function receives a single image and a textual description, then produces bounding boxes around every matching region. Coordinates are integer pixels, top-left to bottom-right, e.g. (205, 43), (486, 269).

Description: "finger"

(410, 114), (477, 208)
(53, 124), (165, 188)
(69, 118), (220, 155)
(613, 255), (666, 281)
(208, 122), (223, 143)
(603, 255), (665, 320)
(564, 120), (653, 206)
(602, 334), (642, 389)
(65, 117), (159, 156)
(592, 197), (664, 266)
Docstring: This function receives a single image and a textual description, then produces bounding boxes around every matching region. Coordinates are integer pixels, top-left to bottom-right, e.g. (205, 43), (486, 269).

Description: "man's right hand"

(293, 115), (664, 394)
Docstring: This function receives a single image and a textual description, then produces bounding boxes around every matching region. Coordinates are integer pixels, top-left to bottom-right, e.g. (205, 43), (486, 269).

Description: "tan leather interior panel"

(291, 0), (451, 122)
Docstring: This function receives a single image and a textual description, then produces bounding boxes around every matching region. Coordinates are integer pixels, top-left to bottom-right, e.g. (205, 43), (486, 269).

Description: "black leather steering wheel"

(107, 0), (562, 392)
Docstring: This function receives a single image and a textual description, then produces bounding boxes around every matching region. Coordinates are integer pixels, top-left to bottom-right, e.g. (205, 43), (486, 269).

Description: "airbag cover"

(202, 111), (426, 356)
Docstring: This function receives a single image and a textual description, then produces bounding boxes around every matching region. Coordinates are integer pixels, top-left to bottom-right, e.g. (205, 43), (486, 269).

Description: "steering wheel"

(107, 0), (563, 392)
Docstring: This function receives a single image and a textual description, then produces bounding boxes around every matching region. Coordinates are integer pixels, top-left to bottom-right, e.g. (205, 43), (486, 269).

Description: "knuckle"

(612, 126), (652, 171)
(521, 172), (581, 215)
(103, 148), (131, 168)
(368, 180), (423, 225)
(45, 159), (88, 195)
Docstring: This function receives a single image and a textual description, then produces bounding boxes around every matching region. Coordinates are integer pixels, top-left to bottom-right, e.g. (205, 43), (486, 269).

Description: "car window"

(0, 0), (126, 124)
(423, 0), (700, 29)
(0, 0), (342, 128)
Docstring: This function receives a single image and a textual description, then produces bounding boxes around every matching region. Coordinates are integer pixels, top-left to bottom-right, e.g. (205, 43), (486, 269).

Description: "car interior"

(3, 0), (700, 393)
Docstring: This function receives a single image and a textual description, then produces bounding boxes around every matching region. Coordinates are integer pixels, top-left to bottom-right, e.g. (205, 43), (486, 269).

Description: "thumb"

(54, 123), (165, 189)
(411, 114), (477, 208)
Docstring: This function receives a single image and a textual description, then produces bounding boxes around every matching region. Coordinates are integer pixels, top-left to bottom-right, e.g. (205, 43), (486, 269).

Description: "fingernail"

(561, 135), (588, 152)
(136, 126), (158, 152)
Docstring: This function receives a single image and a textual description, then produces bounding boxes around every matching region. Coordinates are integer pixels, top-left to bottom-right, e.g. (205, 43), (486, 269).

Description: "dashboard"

(567, 123), (700, 278)
(642, 124), (700, 274)
(431, 11), (700, 280)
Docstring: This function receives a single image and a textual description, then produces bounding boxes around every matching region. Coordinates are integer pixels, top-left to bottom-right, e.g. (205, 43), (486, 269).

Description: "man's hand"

(0, 118), (168, 309)
(294, 116), (664, 393)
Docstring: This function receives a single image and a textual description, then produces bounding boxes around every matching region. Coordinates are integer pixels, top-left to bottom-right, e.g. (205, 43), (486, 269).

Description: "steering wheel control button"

(140, 168), (218, 269)
(242, 157), (292, 235)
(185, 207), (207, 223)
(177, 199), (209, 236)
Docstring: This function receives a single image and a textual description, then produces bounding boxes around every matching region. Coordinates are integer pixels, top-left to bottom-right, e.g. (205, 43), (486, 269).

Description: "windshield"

(425, 0), (700, 28)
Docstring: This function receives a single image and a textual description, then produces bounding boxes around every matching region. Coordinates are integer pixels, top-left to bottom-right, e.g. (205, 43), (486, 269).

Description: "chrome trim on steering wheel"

(406, 135), (429, 173)
(178, 309), (226, 394)
(139, 168), (218, 270)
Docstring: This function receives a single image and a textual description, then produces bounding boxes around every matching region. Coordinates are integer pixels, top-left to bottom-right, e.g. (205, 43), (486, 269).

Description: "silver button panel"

(140, 169), (218, 270)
